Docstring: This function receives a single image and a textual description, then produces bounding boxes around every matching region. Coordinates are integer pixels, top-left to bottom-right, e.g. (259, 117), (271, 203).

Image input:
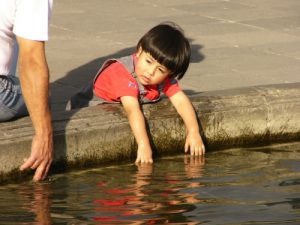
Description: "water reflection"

(1, 143), (300, 224)
(92, 156), (205, 224)
(15, 183), (52, 225)
(30, 184), (52, 225)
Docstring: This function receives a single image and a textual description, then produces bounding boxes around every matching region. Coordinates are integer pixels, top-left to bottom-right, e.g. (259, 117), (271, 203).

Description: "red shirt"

(93, 59), (181, 102)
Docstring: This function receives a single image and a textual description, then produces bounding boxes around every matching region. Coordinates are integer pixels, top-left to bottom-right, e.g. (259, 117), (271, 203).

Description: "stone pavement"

(47, 0), (300, 112)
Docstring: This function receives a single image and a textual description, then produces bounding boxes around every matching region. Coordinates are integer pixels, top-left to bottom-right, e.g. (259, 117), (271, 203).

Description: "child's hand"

(135, 142), (153, 164)
(184, 132), (205, 156)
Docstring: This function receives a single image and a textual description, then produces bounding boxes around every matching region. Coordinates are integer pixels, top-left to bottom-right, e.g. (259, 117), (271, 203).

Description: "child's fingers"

(189, 145), (195, 155)
(201, 144), (206, 154)
(184, 141), (189, 153)
(140, 158), (153, 163)
(193, 146), (200, 156)
(196, 144), (205, 156)
(185, 140), (206, 156)
(189, 144), (205, 156)
(135, 157), (153, 164)
(135, 157), (141, 164)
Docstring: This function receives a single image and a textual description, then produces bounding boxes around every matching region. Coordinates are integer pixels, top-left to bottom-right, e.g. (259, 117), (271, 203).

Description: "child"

(67, 22), (205, 163)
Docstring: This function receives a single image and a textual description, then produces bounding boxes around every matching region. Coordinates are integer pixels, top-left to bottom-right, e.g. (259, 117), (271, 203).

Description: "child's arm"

(169, 91), (205, 156)
(120, 96), (153, 163)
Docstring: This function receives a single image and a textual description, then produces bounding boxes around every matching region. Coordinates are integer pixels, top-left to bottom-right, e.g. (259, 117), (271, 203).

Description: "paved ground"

(47, 0), (300, 112)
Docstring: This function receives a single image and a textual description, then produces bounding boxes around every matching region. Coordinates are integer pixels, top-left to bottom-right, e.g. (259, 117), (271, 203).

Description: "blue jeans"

(0, 75), (28, 121)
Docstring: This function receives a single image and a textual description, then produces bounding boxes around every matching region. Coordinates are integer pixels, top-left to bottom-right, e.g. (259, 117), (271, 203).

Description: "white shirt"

(0, 0), (53, 75)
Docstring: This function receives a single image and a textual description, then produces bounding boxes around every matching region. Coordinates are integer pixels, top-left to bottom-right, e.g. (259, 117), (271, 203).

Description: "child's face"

(135, 48), (171, 86)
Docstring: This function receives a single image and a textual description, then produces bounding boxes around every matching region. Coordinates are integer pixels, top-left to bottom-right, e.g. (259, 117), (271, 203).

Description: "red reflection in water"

(92, 156), (205, 224)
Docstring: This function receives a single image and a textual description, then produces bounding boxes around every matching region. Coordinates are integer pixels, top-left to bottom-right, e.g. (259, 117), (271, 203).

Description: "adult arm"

(120, 96), (153, 163)
(169, 91), (205, 156)
(17, 36), (53, 181)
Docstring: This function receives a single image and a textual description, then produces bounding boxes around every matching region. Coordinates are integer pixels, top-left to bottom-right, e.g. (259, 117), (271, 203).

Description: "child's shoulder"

(103, 55), (134, 71)
(101, 60), (131, 75)
(164, 77), (178, 86)
(97, 59), (135, 85)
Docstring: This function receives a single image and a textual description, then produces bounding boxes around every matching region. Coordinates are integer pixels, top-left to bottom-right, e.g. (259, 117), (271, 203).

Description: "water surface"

(0, 142), (300, 224)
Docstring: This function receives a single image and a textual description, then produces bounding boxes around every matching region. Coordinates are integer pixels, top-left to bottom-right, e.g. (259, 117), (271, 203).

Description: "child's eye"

(158, 68), (166, 73)
(146, 59), (152, 64)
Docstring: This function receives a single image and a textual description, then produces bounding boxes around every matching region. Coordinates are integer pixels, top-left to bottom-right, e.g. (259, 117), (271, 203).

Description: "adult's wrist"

(33, 114), (53, 137)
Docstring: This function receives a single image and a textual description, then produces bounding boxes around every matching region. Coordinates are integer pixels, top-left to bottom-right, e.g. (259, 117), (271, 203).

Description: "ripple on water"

(0, 142), (300, 224)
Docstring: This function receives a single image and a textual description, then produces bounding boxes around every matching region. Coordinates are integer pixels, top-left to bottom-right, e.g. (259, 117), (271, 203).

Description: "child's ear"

(136, 47), (143, 57)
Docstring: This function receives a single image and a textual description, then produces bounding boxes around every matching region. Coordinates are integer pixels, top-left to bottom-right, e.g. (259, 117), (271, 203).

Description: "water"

(0, 142), (300, 225)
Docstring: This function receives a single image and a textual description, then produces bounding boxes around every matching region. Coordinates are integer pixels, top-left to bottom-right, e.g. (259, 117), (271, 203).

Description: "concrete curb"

(1, 83), (299, 183)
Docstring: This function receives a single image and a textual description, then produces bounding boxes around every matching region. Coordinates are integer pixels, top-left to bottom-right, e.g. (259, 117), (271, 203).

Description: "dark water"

(1, 142), (300, 225)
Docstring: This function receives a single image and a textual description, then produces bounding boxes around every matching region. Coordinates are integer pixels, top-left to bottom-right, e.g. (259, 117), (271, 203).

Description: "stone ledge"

(1, 83), (300, 183)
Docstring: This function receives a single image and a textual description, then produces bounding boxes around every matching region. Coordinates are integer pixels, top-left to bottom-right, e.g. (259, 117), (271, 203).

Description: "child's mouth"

(142, 76), (150, 83)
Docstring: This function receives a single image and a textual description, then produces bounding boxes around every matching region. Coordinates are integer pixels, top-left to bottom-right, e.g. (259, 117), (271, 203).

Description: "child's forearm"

(125, 106), (153, 163)
(127, 109), (151, 146)
(121, 96), (151, 147)
(170, 92), (199, 134)
(170, 92), (205, 155)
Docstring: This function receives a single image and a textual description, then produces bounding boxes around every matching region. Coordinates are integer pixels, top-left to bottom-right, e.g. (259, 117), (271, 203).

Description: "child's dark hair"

(137, 22), (191, 80)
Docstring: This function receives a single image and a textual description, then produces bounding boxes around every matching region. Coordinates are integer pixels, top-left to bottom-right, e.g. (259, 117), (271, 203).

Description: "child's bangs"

(143, 41), (182, 76)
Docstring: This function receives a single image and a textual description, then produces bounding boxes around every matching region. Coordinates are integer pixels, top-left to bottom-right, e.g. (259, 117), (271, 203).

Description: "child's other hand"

(184, 132), (205, 156)
(135, 142), (153, 164)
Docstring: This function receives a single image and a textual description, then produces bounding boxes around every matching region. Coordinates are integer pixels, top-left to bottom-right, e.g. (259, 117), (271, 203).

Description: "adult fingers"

(30, 159), (42, 169)
(33, 161), (51, 181)
(20, 156), (35, 171)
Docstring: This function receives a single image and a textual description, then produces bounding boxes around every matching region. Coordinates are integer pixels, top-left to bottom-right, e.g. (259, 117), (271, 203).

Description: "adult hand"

(20, 133), (53, 181)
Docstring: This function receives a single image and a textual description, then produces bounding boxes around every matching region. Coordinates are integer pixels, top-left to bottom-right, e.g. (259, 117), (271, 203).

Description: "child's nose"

(147, 66), (156, 76)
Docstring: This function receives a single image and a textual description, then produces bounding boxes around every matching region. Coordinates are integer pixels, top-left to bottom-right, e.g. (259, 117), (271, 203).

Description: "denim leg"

(0, 75), (28, 122)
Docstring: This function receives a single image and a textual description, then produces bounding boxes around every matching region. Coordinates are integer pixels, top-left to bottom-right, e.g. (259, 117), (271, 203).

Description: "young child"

(67, 22), (205, 163)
